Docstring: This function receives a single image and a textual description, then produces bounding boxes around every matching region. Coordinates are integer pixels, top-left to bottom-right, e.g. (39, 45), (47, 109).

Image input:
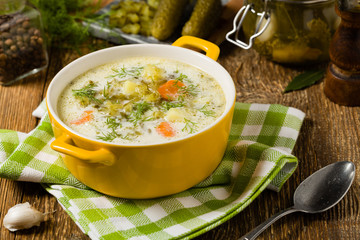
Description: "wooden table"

(0, 38), (359, 240)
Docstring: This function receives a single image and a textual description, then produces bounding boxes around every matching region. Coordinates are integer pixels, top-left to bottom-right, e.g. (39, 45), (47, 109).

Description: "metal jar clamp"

(225, 0), (271, 49)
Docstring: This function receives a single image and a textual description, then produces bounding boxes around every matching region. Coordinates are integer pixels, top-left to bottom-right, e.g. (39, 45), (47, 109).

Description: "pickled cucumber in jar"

(241, 0), (339, 65)
(151, 0), (189, 40)
(109, 0), (160, 36)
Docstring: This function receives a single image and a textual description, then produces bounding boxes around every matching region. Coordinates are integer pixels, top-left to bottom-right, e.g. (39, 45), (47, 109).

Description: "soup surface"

(57, 57), (226, 144)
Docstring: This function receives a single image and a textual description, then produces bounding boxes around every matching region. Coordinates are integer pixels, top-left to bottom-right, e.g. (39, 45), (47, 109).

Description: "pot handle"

(172, 36), (220, 61)
(50, 134), (116, 166)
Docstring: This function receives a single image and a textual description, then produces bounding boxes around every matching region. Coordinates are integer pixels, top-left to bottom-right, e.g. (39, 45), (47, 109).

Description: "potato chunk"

(142, 64), (164, 82)
(165, 108), (185, 122)
(122, 81), (138, 95)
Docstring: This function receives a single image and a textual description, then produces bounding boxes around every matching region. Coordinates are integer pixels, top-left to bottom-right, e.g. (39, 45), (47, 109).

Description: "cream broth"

(57, 57), (226, 144)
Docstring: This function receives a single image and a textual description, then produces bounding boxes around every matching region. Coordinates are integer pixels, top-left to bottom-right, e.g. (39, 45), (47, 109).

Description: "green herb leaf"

(107, 66), (144, 79)
(176, 73), (188, 82)
(129, 101), (152, 125)
(172, 80), (198, 98)
(102, 82), (111, 100)
(199, 104), (215, 117)
(97, 129), (118, 142)
(72, 82), (103, 105)
(284, 70), (325, 93)
(179, 83), (199, 96)
(182, 118), (197, 134)
(97, 129), (130, 142)
(161, 101), (185, 111)
(105, 117), (121, 130)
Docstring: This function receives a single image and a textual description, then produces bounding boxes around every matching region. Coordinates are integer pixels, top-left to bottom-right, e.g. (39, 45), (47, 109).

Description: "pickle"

(109, 0), (158, 36)
(151, 0), (189, 40)
(181, 0), (222, 38)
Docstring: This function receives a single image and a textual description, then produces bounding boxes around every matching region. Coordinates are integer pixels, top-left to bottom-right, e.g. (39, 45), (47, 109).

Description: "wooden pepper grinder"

(324, 0), (360, 106)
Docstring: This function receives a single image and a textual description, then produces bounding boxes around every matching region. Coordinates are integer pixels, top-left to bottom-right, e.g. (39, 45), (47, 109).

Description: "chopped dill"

(129, 101), (152, 125)
(103, 82), (111, 100)
(176, 73), (195, 85)
(105, 117), (121, 130)
(97, 129), (130, 142)
(161, 101), (185, 111)
(179, 83), (199, 96)
(176, 73), (188, 82)
(168, 78), (199, 102)
(72, 82), (103, 105)
(175, 83), (199, 102)
(107, 66), (144, 79)
(97, 129), (118, 142)
(182, 118), (197, 134)
(199, 104), (215, 117)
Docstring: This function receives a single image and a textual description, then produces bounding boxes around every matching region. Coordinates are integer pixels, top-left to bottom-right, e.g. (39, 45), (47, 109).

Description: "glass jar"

(226, 0), (339, 65)
(0, 0), (48, 85)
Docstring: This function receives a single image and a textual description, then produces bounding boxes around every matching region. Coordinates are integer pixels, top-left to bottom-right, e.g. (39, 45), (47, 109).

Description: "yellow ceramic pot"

(46, 36), (236, 199)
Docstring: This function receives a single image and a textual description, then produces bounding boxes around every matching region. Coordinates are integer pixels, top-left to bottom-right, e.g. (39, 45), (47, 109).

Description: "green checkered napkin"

(0, 102), (305, 240)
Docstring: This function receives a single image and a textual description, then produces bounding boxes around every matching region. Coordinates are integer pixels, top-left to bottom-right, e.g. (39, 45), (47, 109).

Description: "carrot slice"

(156, 121), (176, 137)
(157, 80), (185, 100)
(70, 110), (93, 125)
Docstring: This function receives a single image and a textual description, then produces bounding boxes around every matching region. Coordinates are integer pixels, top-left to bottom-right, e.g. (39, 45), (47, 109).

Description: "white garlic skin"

(3, 202), (45, 232)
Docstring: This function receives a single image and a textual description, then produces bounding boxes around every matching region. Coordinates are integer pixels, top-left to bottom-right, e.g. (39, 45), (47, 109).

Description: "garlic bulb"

(3, 202), (46, 232)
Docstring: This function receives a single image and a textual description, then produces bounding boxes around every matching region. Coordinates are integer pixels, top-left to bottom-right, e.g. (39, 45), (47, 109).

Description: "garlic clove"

(3, 202), (46, 232)
(256, 14), (277, 43)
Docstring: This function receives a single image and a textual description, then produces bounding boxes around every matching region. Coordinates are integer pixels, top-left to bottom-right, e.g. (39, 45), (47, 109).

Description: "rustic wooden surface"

(0, 38), (359, 240)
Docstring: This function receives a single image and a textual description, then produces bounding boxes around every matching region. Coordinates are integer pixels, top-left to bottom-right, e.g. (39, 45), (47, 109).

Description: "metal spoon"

(240, 161), (356, 240)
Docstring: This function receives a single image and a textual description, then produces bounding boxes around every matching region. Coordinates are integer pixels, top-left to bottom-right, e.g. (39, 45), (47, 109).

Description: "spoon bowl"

(240, 161), (356, 240)
(294, 161), (355, 213)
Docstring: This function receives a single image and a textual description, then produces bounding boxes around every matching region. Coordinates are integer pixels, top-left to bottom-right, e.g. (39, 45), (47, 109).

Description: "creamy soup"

(57, 57), (226, 144)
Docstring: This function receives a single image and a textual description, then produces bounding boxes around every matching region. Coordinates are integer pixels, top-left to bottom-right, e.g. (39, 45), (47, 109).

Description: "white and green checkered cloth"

(0, 101), (305, 239)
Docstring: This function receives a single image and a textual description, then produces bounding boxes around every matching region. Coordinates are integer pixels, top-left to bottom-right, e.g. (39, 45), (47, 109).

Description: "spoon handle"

(239, 206), (299, 240)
